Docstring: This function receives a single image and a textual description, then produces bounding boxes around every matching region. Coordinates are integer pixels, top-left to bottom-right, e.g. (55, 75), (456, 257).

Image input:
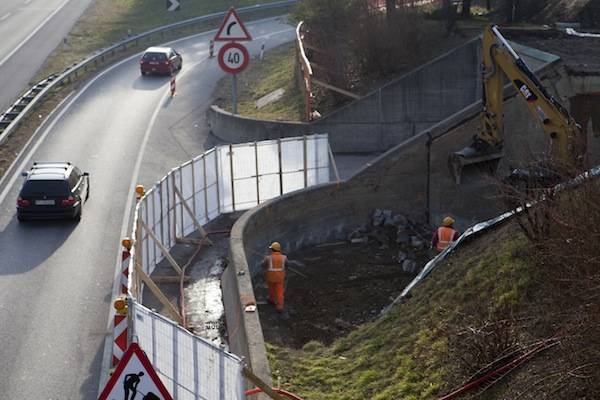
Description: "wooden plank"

(173, 184), (213, 245)
(140, 218), (183, 276)
(175, 237), (205, 245)
(242, 367), (286, 400)
(135, 264), (182, 325)
(312, 78), (360, 99)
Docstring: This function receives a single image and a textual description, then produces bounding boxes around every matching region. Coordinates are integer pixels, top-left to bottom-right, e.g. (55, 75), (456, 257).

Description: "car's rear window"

(143, 52), (167, 61)
(21, 180), (69, 197)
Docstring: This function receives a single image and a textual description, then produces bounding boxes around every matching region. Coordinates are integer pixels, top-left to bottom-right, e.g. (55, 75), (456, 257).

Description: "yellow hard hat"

(269, 242), (281, 252)
(443, 216), (455, 227)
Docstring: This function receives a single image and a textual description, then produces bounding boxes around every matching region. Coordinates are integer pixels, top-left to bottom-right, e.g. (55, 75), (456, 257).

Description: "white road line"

(0, 0), (70, 68)
(0, 13), (11, 21)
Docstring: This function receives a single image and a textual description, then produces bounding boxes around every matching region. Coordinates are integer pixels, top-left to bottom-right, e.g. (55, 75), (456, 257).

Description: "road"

(0, 0), (93, 112)
(0, 17), (294, 398)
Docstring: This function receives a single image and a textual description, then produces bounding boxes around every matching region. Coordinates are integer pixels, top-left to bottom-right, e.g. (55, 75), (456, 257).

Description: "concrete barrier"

(207, 105), (309, 142)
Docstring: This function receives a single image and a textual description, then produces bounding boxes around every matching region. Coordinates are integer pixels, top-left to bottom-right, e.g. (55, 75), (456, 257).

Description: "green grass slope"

(268, 222), (543, 399)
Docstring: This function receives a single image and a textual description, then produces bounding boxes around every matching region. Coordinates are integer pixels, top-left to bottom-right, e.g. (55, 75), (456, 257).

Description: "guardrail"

(0, 0), (299, 146)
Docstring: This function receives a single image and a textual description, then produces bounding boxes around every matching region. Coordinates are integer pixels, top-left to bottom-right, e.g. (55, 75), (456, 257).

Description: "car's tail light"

(164, 60), (171, 65)
(61, 196), (76, 207)
(17, 197), (30, 207)
(140, 59), (145, 64)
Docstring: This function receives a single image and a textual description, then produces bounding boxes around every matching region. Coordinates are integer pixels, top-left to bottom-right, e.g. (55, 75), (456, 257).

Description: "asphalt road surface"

(0, 0), (93, 112)
(0, 17), (295, 398)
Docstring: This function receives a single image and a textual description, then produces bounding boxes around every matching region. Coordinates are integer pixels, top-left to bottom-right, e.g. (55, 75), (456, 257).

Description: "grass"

(213, 42), (305, 121)
(267, 224), (539, 399)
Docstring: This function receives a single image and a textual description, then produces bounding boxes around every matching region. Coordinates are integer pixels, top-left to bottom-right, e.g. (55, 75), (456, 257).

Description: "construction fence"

(118, 134), (332, 399)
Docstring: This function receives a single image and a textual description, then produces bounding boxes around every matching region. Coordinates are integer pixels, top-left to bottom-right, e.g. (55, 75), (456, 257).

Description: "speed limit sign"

(218, 42), (250, 74)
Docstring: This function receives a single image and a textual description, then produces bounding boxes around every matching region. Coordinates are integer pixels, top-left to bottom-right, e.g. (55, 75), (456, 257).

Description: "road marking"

(0, 13), (11, 21)
(0, 0), (70, 68)
(25, 0), (33, 4)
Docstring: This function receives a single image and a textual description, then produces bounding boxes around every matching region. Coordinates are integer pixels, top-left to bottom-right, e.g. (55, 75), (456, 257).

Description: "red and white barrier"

(209, 39), (215, 58)
(112, 311), (127, 367)
(170, 75), (176, 97)
(121, 249), (130, 294)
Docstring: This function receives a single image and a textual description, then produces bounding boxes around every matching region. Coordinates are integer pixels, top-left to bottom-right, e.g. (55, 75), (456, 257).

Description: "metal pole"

(303, 136), (308, 188)
(232, 74), (238, 114)
(229, 144), (236, 211)
(255, 141), (260, 205)
(278, 139), (283, 195)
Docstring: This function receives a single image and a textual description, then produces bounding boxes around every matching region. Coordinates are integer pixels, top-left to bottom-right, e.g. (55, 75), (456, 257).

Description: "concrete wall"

(207, 105), (309, 143)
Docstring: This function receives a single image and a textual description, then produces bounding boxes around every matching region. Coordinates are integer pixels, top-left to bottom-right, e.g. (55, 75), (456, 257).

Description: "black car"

(16, 162), (89, 222)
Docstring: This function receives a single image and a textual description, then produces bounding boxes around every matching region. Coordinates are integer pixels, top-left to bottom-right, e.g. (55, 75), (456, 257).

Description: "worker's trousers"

(267, 281), (285, 312)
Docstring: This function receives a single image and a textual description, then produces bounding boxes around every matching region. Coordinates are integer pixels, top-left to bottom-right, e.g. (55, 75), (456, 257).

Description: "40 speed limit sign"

(218, 42), (250, 74)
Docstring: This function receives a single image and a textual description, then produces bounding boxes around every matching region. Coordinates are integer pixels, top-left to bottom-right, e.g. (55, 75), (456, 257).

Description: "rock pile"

(347, 209), (432, 274)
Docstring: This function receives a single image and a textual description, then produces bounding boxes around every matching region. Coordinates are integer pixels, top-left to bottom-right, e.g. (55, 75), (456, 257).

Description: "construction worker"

(262, 241), (288, 313)
(431, 216), (459, 253)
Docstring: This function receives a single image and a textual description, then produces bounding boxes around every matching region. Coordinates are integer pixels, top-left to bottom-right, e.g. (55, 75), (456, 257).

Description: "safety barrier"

(383, 163), (600, 313)
(115, 135), (332, 398)
(0, 0), (299, 145)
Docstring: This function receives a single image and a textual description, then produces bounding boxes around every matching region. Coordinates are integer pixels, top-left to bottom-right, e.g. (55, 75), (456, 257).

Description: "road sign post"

(218, 43), (250, 114)
(214, 7), (252, 115)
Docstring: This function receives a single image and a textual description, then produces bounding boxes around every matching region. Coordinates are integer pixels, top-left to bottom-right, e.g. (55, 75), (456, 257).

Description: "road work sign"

(98, 343), (173, 400)
(214, 7), (252, 42)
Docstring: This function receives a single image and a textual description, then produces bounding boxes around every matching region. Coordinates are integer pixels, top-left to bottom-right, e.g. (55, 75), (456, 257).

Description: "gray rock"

(381, 210), (394, 226)
(372, 209), (385, 227)
(391, 214), (408, 229)
(351, 237), (367, 245)
(410, 236), (424, 249)
(397, 251), (407, 263)
(396, 230), (410, 244)
(402, 259), (417, 274)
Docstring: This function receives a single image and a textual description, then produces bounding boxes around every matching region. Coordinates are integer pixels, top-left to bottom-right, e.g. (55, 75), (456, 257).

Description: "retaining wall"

(209, 38), (559, 153)
(224, 57), (598, 382)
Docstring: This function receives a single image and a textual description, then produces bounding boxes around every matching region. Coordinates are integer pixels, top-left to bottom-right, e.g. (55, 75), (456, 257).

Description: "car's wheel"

(17, 215), (26, 222)
(141, 70), (146, 76)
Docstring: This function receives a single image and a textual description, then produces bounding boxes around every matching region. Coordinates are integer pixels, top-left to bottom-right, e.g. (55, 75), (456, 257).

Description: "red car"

(140, 46), (182, 76)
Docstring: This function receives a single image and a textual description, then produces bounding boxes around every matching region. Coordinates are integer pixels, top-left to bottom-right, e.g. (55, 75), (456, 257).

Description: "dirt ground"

(258, 237), (432, 349)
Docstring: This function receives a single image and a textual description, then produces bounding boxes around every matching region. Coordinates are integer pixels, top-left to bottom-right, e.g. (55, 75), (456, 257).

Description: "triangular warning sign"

(98, 343), (173, 400)
(214, 7), (252, 42)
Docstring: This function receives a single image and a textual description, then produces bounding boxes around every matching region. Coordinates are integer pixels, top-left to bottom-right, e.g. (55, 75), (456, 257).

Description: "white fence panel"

(126, 135), (332, 398)
(132, 302), (245, 400)
(181, 162), (196, 237)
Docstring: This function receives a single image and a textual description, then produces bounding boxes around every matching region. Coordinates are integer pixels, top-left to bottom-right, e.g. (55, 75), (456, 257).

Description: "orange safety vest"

(436, 227), (457, 252)
(265, 253), (287, 284)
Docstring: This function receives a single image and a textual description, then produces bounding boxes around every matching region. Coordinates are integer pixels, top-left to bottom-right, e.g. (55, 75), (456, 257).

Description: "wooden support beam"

(175, 237), (207, 245)
(312, 78), (361, 99)
(242, 367), (286, 400)
(173, 185), (213, 246)
(135, 264), (182, 325)
(140, 218), (183, 276)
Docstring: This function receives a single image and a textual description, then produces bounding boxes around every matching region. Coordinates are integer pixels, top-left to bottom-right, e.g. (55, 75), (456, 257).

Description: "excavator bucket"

(448, 141), (503, 185)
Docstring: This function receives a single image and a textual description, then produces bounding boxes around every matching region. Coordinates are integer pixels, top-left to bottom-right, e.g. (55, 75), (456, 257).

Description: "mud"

(257, 227), (432, 349)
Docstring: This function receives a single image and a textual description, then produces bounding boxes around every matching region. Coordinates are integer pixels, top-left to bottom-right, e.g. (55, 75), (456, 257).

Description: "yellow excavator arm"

(449, 25), (582, 184)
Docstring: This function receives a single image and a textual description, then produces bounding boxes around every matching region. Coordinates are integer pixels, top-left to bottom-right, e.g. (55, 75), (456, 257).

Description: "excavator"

(448, 24), (583, 186)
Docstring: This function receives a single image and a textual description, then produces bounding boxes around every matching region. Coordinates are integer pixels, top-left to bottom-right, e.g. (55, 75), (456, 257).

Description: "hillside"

(266, 212), (600, 399)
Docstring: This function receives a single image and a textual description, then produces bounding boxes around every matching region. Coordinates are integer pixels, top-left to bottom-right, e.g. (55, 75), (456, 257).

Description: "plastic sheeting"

(132, 302), (245, 400)
(128, 134), (331, 296)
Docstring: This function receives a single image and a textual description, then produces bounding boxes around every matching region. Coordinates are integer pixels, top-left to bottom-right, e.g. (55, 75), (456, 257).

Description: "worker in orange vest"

(431, 216), (460, 253)
(262, 241), (289, 313)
